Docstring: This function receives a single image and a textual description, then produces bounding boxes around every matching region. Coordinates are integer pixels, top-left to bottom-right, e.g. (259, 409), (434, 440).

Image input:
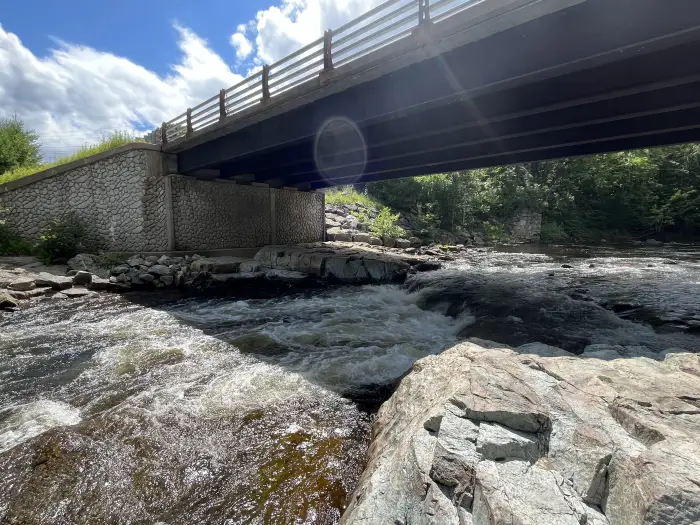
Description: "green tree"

(0, 117), (41, 175)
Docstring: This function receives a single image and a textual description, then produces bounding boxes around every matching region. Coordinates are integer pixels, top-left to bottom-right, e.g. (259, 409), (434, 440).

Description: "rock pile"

(342, 340), (700, 525)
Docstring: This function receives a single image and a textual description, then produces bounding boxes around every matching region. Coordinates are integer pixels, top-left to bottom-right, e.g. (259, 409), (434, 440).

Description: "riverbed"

(1, 244), (698, 524)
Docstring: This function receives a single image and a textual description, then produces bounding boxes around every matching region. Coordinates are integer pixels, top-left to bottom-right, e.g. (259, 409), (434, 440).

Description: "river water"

(1, 245), (698, 524)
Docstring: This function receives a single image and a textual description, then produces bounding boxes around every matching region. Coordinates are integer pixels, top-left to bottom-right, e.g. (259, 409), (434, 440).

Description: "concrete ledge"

(0, 143), (162, 194)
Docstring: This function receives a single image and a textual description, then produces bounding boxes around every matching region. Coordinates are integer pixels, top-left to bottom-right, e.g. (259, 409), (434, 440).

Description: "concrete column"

(164, 175), (175, 251)
(269, 188), (277, 245)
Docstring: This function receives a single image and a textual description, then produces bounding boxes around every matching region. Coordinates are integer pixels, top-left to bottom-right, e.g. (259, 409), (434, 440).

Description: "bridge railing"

(157, 0), (478, 145)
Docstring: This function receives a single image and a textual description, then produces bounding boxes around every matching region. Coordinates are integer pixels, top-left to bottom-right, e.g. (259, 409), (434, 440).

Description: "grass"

(325, 186), (380, 209)
(0, 131), (144, 186)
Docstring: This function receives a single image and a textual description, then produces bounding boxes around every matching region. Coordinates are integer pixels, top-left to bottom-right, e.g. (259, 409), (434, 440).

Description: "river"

(1, 244), (698, 524)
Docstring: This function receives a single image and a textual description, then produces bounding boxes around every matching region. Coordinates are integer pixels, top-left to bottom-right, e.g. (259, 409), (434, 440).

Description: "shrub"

(540, 220), (569, 243)
(35, 214), (87, 264)
(0, 215), (32, 256)
(370, 207), (406, 238)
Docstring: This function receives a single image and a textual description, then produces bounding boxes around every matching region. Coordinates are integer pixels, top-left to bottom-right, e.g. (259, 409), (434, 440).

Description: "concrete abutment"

(0, 144), (325, 253)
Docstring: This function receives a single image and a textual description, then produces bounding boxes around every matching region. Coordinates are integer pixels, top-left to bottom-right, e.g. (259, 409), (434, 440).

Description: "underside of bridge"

(173, 0), (700, 189)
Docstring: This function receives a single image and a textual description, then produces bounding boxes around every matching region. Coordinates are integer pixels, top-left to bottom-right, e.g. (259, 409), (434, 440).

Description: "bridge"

(154, 0), (700, 189)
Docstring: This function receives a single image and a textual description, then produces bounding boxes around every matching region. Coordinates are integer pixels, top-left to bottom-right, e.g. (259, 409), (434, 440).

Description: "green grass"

(0, 131), (144, 186)
(325, 186), (380, 209)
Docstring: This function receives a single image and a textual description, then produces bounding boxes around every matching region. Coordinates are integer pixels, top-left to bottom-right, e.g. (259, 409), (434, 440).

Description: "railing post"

(262, 65), (271, 102)
(323, 30), (333, 71)
(161, 122), (167, 145)
(186, 107), (193, 136)
(419, 0), (431, 25)
(219, 89), (226, 120)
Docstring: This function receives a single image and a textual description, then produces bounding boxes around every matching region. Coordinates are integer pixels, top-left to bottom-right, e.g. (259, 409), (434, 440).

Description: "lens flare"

(313, 116), (367, 185)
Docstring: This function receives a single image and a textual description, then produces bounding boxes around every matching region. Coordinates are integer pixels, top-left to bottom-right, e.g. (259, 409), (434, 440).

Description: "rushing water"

(1, 245), (698, 524)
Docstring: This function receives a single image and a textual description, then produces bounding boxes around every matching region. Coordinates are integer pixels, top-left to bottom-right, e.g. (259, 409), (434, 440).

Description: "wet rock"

(61, 287), (93, 298)
(72, 271), (92, 286)
(8, 277), (36, 291)
(35, 273), (73, 290)
(561, 264), (573, 269)
(646, 239), (663, 246)
(87, 277), (121, 292)
(0, 292), (19, 309)
(413, 262), (441, 273)
(115, 273), (130, 283)
(341, 341), (700, 525)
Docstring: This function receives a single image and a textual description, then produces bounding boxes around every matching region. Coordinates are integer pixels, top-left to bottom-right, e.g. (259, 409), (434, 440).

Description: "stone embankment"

(325, 203), (488, 247)
(0, 242), (442, 309)
(341, 339), (700, 525)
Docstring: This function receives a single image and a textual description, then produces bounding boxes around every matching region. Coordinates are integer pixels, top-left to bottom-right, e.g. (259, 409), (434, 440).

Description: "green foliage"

(34, 214), (87, 264)
(0, 130), (143, 186)
(0, 210), (32, 256)
(325, 186), (379, 208)
(0, 117), (41, 176)
(369, 207), (406, 238)
(366, 145), (700, 242)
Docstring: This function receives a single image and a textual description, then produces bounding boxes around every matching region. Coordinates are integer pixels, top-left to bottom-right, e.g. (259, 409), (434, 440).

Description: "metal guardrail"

(153, 0), (478, 145)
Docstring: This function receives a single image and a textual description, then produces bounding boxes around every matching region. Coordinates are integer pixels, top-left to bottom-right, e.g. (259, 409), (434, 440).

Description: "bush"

(0, 216), (31, 256)
(540, 220), (569, 243)
(370, 207), (406, 238)
(35, 214), (87, 264)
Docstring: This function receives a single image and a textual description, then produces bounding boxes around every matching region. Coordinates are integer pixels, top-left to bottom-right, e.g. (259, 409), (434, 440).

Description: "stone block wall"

(273, 189), (325, 245)
(169, 177), (271, 250)
(169, 177), (325, 249)
(0, 144), (326, 252)
(0, 146), (168, 252)
(510, 208), (542, 243)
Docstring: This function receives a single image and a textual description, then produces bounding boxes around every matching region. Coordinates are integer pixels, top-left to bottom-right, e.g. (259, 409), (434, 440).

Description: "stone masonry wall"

(170, 177), (271, 250)
(510, 208), (542, 243)
(274, 189), (325, 245)
(0, 148), (168, 252)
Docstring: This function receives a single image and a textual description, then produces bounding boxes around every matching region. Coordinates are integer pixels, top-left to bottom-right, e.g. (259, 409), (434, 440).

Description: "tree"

(0, 117), (41, 175)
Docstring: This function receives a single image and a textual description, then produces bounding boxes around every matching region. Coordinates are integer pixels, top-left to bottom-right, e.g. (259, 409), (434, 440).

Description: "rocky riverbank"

(341, 339), (700, 525)
(0, 242), (443, 310)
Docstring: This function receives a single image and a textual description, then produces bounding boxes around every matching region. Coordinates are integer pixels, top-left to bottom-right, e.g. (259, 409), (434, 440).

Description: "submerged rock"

(341, 340), (700, 525)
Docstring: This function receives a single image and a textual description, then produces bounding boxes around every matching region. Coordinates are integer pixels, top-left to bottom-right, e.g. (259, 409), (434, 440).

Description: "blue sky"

(0, 0), (270, 76)
(0, 0), (381, 159)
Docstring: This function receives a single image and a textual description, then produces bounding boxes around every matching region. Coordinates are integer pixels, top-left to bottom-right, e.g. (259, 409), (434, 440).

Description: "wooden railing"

(150, 0), (479, 145)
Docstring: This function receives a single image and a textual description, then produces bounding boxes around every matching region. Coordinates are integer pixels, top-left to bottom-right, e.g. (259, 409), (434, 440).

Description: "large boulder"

(35, 273), (73, 290)
(326, 227), (353, 242)
(0, 292), (18, 310)
(67, 254), (99, 273)
(341, 341), (700, 525)
(8, 277), (36, 291)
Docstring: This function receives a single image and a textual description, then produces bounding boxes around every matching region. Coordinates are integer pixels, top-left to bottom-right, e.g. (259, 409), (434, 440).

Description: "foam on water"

(0, 399), (81, 452)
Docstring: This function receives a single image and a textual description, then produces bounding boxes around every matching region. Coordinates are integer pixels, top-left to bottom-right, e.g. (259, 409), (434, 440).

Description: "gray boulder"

(8, 277), (36, 291)
(159, 275), (174, 287)
(353, 233), (372, 244)
(35, 273), (73, 290)
(396, 238), (412, 249)
(327, 228), (353, 242)
(382, 236), (397, 248)
(67, 254), (99, 273)
(341, 341), (700, 525)
(72, 271), (92, 286)
(0, 292), (18, 309)
(409, 236), (422, 248)
(110, 265), (130, 276)
(370, 236), (382, 246)
(138, 273), (155, 284)
(87, 277), (120, 292)
(149, 265), (171, 276)
(127, 256), (145, 267)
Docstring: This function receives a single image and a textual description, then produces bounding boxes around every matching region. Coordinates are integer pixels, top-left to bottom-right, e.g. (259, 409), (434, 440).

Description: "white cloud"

(235, 0), (385, 65)
(0, 23), (242, 159)
(230, 31), (253, 60)
(1, 0), (392, 160)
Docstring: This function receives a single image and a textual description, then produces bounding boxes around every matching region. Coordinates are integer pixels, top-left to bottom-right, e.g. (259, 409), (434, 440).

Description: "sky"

(0, 0), (382, 160)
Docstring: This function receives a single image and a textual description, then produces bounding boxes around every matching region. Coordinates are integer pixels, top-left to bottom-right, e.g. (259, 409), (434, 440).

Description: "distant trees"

(367, 145), (700, 241)
(0, 117), (40, 175)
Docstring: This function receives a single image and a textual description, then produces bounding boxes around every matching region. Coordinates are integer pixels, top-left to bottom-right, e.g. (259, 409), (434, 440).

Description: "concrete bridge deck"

(162, 0), (700, 189)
